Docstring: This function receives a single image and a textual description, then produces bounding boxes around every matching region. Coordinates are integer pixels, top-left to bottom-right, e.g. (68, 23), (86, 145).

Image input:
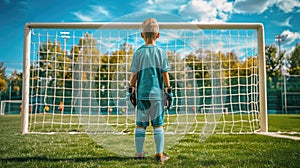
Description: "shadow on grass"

(1, 156), (133, 162)
(287, 116), (300, 120)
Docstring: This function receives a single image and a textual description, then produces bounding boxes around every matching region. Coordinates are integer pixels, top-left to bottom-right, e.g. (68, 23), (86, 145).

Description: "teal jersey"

(130, 45), (170, 100)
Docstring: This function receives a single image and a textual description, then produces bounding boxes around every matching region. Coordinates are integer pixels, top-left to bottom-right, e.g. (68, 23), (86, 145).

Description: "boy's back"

(130, 45), (169, 100)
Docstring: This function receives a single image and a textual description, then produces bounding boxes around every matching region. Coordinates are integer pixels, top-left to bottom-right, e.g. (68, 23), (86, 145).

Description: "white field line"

(257, 132), (300, 141)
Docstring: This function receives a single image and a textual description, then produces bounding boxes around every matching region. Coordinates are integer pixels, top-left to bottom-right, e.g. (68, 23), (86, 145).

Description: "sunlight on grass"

(0, 114), (299, 167)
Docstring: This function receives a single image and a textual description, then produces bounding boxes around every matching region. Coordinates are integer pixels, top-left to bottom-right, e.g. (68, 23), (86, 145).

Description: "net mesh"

(27, 25), (260, 134)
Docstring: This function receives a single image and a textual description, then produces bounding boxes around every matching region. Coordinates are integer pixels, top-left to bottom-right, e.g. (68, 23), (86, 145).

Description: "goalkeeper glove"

(164, 87), (173, 110)
(127, 87), (137, 107)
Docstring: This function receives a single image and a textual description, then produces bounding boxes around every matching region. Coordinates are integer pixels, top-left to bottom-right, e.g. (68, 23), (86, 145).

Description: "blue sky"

(0, 0), (300, 75)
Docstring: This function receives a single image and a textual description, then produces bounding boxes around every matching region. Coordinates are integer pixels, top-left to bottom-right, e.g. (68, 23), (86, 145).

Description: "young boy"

(128, 18), (173, 164)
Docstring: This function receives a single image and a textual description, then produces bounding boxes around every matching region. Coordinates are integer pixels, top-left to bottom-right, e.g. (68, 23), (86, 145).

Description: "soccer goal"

(21, 22), (267, 134)
(1, 100), (22, 115)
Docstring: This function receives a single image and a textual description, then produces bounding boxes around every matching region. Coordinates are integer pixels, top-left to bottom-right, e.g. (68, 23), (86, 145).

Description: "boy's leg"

(151, 100), (169, 163)
(135, 126), (146, 157)
(135, 100), (150, 156)
(153, 126), (164, 154)
(153, 126), (169, 164)
(150, 100), (166, 154)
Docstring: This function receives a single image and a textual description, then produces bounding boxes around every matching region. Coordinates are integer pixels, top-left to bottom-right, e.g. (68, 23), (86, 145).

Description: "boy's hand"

(127, 87), (137, 107)
(164, 87), (173, 110)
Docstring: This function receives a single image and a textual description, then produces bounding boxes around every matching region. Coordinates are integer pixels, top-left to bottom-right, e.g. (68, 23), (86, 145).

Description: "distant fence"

(0, 75), (299, 114)
(268, 75), (300, 114)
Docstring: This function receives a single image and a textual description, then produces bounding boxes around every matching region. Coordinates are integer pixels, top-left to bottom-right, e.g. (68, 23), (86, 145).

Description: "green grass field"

(0, 114), (300, 167)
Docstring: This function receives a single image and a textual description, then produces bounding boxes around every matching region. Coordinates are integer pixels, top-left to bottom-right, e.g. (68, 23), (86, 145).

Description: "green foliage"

(180, 50), (258, 111)
(38, 39), (64, 86)
(184, 51), (210, 87)
(289, 44), (300, 75)
(221, 52), (240, 78)
(0, 62), (7, 79)
(29, 32), (297, 115)
(0, 62), (7, 91)
(9, 70), (22, 99)
(0, 78), (7, 92)
(265, 45), (281, 89)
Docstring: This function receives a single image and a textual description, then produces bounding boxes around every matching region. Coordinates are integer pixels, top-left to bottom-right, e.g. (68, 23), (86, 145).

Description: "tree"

(0, 78), (6, 92)
(265, 45), (281, 89)
(239, 55), (258, 76)
(9, 70), (22, 98)
(72, 32), (100, 82)
(221, 51), (240, 78)
(96, 42), (134, 111)
(289, 43), (300, 75)
(0, 62), (7, 92)
(287, 43), (300, 95)
(166, 50), (186, 89)
(184, 50), (211, 87)
(38, 39), (64, 86)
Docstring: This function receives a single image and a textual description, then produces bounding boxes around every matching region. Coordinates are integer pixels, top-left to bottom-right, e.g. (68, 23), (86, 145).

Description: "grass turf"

(0, 114), (300, 167)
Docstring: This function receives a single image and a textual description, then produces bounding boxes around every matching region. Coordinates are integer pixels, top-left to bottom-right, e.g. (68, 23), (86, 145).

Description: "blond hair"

(141, 18), (159, 33)
(141, 18), (159, 41)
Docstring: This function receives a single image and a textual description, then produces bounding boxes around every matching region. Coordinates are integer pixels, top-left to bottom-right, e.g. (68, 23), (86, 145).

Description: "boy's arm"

(128, 72), (137, 107)
(162, 72), (173, 110)
(162, 72), (170, 87)
(129, 72), (137, 87)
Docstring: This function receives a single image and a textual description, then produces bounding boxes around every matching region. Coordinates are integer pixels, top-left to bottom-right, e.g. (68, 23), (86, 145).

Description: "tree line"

(0, 33), (299, 112)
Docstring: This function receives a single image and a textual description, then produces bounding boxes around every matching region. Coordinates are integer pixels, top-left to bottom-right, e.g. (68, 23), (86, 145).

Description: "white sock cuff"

(135, 128), (146, 133)
(154, 128), (164, 134)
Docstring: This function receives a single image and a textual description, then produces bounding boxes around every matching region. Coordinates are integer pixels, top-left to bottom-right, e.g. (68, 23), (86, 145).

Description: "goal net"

(0, 100), (22, 115)
(21, 22), (267, 135)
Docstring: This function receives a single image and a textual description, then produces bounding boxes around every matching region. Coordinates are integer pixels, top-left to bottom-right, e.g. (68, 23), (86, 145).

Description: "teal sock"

(154, 128), (164, 154)
(135, 128), (146, 154)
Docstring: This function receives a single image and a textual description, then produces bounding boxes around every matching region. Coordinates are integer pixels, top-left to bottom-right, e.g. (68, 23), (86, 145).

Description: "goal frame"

(0, 100), (22, 115)
(21, 22), (268, 134)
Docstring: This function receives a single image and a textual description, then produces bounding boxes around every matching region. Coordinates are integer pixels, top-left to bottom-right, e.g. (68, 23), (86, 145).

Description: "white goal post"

(1, 100), (22, 115)
(21, 22), (267, 134)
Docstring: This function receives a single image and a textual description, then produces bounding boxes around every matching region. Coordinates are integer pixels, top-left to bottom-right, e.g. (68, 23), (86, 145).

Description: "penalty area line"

(257, 132), (300, 141)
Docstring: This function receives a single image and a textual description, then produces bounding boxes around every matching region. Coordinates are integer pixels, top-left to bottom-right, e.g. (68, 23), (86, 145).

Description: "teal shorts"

(136, 100), (165, 127)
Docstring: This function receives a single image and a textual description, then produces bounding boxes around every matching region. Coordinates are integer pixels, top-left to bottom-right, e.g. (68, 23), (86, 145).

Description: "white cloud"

(273, 16), (292, 27)
(233, 0), (275, 14)
(281, 30), (300, 46)
(72, 12), (93, 22)
(147, 0), (154, 5)
(138, 0), (186, 13)
(90, 5), (110, 17)
(134, 0), (299, 23)
(179, 0), (213, 21)
(138, 0), (295, 23)
(276, 0), (300, 13)
(278, 30), (300, 59)
(233, 0), (300, 14)
(72, 5), (111, 21)
(178, 0), (233, 22)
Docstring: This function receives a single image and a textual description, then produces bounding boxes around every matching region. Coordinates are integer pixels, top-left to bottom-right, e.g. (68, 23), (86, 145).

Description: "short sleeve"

(130, 52), (139, 72)
(161, 52), (170, 72)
